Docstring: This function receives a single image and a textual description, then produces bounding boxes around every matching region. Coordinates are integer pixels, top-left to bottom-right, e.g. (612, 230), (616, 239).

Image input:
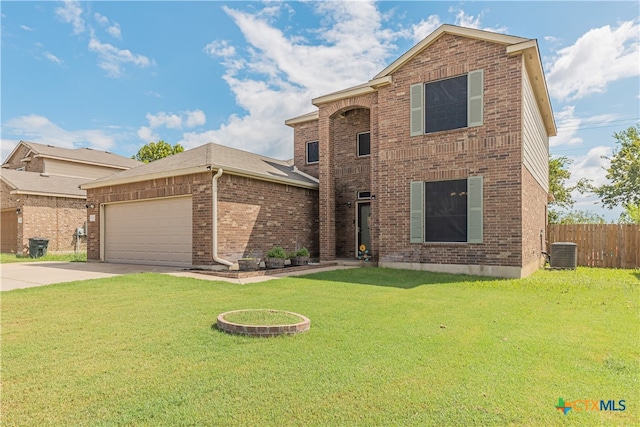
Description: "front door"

(357, 202), (371, 259)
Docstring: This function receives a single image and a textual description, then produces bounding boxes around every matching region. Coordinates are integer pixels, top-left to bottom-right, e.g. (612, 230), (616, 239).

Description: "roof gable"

(2, 141), (142, 169)
(289, 24), (555, 136)
(374, 24), (529, 79)
(82, 143), (319, 190)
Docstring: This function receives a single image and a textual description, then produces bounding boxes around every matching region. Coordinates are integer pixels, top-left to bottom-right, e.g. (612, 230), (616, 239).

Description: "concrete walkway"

(0, 262), (357, 291)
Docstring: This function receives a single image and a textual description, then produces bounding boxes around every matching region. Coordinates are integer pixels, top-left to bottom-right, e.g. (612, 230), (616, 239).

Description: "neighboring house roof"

(2, 140), (142, 169)
(81, 143), (319, 190)
(0, 169), (86, 199)
(289, 24), (556, 136)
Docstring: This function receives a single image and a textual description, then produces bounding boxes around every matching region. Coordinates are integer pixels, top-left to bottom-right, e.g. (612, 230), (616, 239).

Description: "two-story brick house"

(1, 141), (141, 254)
(286, 24), (555, 278)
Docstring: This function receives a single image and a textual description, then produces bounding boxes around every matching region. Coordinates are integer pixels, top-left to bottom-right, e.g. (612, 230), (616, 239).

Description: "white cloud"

(547, 20), (640, 101)
(551, 106), (624, 147)
(137, 110), (207, 142)
(55, 0), (85, 35)
(20, 25), (34, 31)
(106, 23), (121, 39)
(567, 145), (617, 218)
(137, 126), (158, 143)
(95, 12), (121, 39)
(551, 106), (583, 147)
(94, 12), (109, 26)
(570, 145), (612, 187)
(146, 112), (183, 129)
(197, 1), (401, 159)
(449, 7), (508, 33)
(410, 15), (441, 44)
(88, 35), (154, 78)
(43, 51), (63, 65)
(1, 139), (21, 163)
(185, 110), (206, 128)
(3, 114), (115, 152)
(203, 40), (236, 59)
(58, 5), (149, 77)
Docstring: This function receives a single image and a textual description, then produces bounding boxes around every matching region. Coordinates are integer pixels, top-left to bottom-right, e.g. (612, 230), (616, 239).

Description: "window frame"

(306, 140), (319, 164)
(357, 131), (371, 157)
(410, 176), (483, 244)
(410, 69), (484, 136)
(424, 179), (468, 243)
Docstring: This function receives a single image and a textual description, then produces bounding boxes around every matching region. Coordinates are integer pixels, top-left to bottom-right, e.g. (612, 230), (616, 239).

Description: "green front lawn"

(0, 252), (87, 263)
(1, 268), (638, 426)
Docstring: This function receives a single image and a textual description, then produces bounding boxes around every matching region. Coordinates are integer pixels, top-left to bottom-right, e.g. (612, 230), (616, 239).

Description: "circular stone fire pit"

(217, 309), (310, 337)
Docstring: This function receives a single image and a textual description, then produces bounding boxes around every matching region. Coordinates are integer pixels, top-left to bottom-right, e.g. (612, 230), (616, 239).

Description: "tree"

(132, 140), (184, 163)
(618, 203), (640, 224)
(595, 125), (640, 209)
(548, 155), (590, 224)
(556, 210), (605, 224)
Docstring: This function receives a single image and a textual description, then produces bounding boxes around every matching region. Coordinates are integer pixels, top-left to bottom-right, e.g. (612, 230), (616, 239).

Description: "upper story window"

(410, 69), (484, 136)
(306, 140), (319, 164)
(357, 132), (370, 157)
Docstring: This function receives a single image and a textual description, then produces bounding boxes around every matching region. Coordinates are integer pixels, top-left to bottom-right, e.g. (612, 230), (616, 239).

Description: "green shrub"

(295, 247), (310, 257)
(265, 246), (287, 259)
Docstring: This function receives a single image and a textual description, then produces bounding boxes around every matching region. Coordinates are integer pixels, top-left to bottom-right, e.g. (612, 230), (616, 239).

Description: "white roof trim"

(34, 154), (130, 170)
(10, 189), (86, 199)
(508, 41), (557, 136)
(312, 76), (392, 106)
(81, 165), (319, 191)
(285, 111), (319, 127)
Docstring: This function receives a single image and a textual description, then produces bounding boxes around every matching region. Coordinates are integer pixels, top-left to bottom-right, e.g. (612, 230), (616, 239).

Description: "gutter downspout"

(211, 168), (233, 267)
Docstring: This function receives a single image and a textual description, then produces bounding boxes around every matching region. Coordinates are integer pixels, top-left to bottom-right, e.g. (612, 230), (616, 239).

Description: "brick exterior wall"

(3, 144), (46, 173)
(1, 180), (21, 253)
(218, 174), (319, 261)
(293, 121), (320, 178)
(316, 94), (376, 261)
(20, 196), (87, 254)
(521, 165), (547, 270)
(1, 180), (87, 254)
(375, 34), (525, 268)
(86, 172), (319, 266)
(298, 33), (547, 275)
(3, 144), (31, 171)
(331, 108), (371, 258)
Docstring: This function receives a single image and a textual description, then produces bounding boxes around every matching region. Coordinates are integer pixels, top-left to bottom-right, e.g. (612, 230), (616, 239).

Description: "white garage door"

(104, 196), (192, 267)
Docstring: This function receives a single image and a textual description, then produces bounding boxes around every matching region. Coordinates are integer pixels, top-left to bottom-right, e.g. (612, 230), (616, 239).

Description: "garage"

(1, 209), (18, 253)
(104, 196), (192, 267)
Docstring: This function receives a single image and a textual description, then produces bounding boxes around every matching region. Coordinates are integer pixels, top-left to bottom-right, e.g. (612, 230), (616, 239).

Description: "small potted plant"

(237, 249), (260, 271)
(289, 247), (310, 266)
(264, 246), (287, 269)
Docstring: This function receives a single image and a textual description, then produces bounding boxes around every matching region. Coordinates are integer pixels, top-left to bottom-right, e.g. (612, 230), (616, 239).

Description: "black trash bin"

(29, 237), (49, 258)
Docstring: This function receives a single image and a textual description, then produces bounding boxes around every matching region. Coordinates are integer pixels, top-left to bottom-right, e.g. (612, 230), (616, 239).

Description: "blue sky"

(1, 1), (639, 220)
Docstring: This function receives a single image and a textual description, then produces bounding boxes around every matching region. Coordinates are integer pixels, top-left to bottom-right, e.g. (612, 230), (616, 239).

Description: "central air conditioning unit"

(550, 242), (577, 269)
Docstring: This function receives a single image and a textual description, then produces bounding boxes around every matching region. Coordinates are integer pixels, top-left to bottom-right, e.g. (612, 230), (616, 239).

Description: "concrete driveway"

(1, 261), (355, 291)
(0, 262), (180, 291)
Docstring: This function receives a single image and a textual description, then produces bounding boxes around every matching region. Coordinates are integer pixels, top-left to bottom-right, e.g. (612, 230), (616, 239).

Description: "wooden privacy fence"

(547, 224), (639, 269)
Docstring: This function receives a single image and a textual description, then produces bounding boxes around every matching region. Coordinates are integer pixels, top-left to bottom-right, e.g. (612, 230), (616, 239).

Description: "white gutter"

(211, 168), (233, 267)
